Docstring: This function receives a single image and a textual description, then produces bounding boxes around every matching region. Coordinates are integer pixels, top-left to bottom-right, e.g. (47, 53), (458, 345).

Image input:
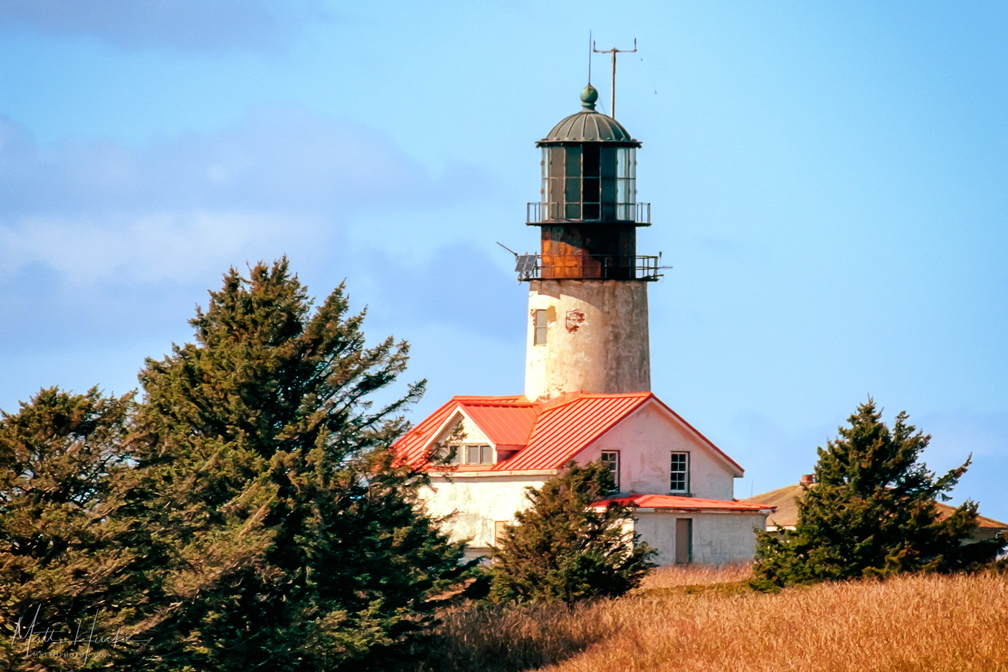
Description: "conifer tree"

(125, 259), (467, 671)
(489, 461), (654, 606)
(754, 399), (1004, 588)
(0, 387), (138, 670)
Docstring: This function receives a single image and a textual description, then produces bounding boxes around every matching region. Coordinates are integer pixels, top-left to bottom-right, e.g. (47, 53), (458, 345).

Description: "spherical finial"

(580, 83), (599, 111)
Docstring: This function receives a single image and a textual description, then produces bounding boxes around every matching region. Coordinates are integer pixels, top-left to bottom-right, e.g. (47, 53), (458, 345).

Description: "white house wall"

(415, 399), (761, 565)
(577, 401), (737, 500)
(634, 511), (766, 565)
(419, 474), (550, 549)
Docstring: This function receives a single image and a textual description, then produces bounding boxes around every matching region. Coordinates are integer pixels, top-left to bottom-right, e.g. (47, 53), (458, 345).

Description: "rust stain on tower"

(565, 310), (586, 333)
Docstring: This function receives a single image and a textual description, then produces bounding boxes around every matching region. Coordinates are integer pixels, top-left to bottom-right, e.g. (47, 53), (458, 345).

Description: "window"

(542, 147), (565, 220)
(539, 145), (637, 223)
(582, 144), (600, 220)
(564, 145), (582, 220)
(670, 452), (690, 493)
(600, 450), (620, 491)
(494, 521), (510, 547)
(615, 147), (637, 221)
(440, 443), (461, 465)
(466, 444), (494, 465)
(533, 309), (548, 345)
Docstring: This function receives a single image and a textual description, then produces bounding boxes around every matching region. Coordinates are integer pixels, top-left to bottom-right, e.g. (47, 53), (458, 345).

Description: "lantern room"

(524, 84), (657, 281)
(537, 85), (642, 223)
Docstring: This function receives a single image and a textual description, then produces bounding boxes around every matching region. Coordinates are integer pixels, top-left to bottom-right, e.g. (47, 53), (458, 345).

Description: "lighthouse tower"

(522, 84), (659, 402)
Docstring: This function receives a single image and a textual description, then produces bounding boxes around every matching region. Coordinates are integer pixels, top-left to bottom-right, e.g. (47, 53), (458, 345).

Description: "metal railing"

(526, 201), (651, 225)
(515, 254), (661, 281)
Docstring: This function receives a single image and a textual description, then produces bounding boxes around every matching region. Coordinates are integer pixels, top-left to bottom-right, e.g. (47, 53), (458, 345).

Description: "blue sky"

(2, 1), (1006, 520)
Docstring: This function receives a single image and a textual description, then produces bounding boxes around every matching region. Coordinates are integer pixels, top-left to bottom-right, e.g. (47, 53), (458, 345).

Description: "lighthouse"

(393, 76), (773, 566)
(521, 83), (659, 402)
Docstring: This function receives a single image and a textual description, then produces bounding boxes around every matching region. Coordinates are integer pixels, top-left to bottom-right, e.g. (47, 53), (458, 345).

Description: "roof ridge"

(576, 391), (652, 398)
(536, 390), (654, 411)
(450, 394), (531, 405)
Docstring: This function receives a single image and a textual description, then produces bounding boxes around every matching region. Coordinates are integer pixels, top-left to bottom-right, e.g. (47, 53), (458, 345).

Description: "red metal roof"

(504, 393), (652, 470)
(594, 494), (775, 512)
(392, 392), (744, 476)
(393, 395), (530, 469)
(461, 400), (539, 450)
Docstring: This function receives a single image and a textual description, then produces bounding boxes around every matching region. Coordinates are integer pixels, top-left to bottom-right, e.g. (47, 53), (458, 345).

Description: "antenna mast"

(592, 38), (637, 119)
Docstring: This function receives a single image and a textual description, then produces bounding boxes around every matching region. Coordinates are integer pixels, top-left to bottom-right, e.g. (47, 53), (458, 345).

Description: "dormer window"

(436, 444), (461, 465)
(466, 444), (494, 465)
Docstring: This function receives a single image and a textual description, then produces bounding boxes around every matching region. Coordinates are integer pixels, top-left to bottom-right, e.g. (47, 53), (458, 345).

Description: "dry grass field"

(637, 562), (755, 591)
(426, 566), (1008, 672)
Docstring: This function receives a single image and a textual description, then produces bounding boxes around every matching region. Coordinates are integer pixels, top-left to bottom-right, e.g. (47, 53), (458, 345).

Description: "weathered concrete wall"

(525, 279), (650, 401)
(576, 400), (738, 500)
(420, 469), (762, 565)
(634, 512), (766, 565)
(419, 474), (551, 548)
(633, 513), (679, 564)
(691, 512), (766, 564)
(423, 480), (764, 565)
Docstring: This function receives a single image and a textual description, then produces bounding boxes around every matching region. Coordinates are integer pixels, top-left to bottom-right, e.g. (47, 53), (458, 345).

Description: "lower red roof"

(594, 494), (776, 512)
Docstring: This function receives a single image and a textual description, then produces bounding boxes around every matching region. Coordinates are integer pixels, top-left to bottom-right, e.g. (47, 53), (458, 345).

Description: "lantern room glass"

(541, 146), (637, 222)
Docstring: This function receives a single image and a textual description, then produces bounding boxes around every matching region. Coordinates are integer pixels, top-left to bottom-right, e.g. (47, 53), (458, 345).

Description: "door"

(675, 518), (692, 565)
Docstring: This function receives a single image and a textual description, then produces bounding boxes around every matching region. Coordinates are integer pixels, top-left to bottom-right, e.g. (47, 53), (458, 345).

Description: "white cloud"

(0, 106), (492, 288)
(0, 108), (455, 216)
(0, 210), (328, 285)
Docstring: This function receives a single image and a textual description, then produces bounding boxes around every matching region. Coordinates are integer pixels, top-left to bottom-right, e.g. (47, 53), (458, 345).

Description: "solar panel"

(515, 255), (538, 276)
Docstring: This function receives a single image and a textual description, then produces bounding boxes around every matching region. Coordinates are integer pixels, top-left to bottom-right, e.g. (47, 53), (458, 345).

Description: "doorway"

(675, 518), (692, 564)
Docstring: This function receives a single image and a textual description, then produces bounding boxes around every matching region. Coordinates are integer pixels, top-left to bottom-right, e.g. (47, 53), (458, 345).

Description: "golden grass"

(637, 562), (754, 591)
(428, 570), (1008, 672)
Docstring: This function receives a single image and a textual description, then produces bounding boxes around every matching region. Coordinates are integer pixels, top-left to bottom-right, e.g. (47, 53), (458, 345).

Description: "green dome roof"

(537, 86), (640, 146)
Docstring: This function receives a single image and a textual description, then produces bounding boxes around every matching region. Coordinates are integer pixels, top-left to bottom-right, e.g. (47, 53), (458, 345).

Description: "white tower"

(521, 85), (658, 402)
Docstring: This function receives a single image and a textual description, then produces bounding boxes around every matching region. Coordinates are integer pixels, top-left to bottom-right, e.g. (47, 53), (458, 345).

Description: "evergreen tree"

(754, 399), (1004, 588)
(489, 461), (654, 606)
(0, 387), (138, 670)
(123, 259), (467, 671)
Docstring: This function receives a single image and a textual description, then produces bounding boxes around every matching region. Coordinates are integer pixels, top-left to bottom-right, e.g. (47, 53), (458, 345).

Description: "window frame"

(600, 450), (621, 491)
(670, 451), (690, 493)
(465, 443), (494, 465)
(493, 520), (510, 548)
(443, 443), (461, 465)
(540, 145), (637, 222)
(533, 309), (548, 345)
